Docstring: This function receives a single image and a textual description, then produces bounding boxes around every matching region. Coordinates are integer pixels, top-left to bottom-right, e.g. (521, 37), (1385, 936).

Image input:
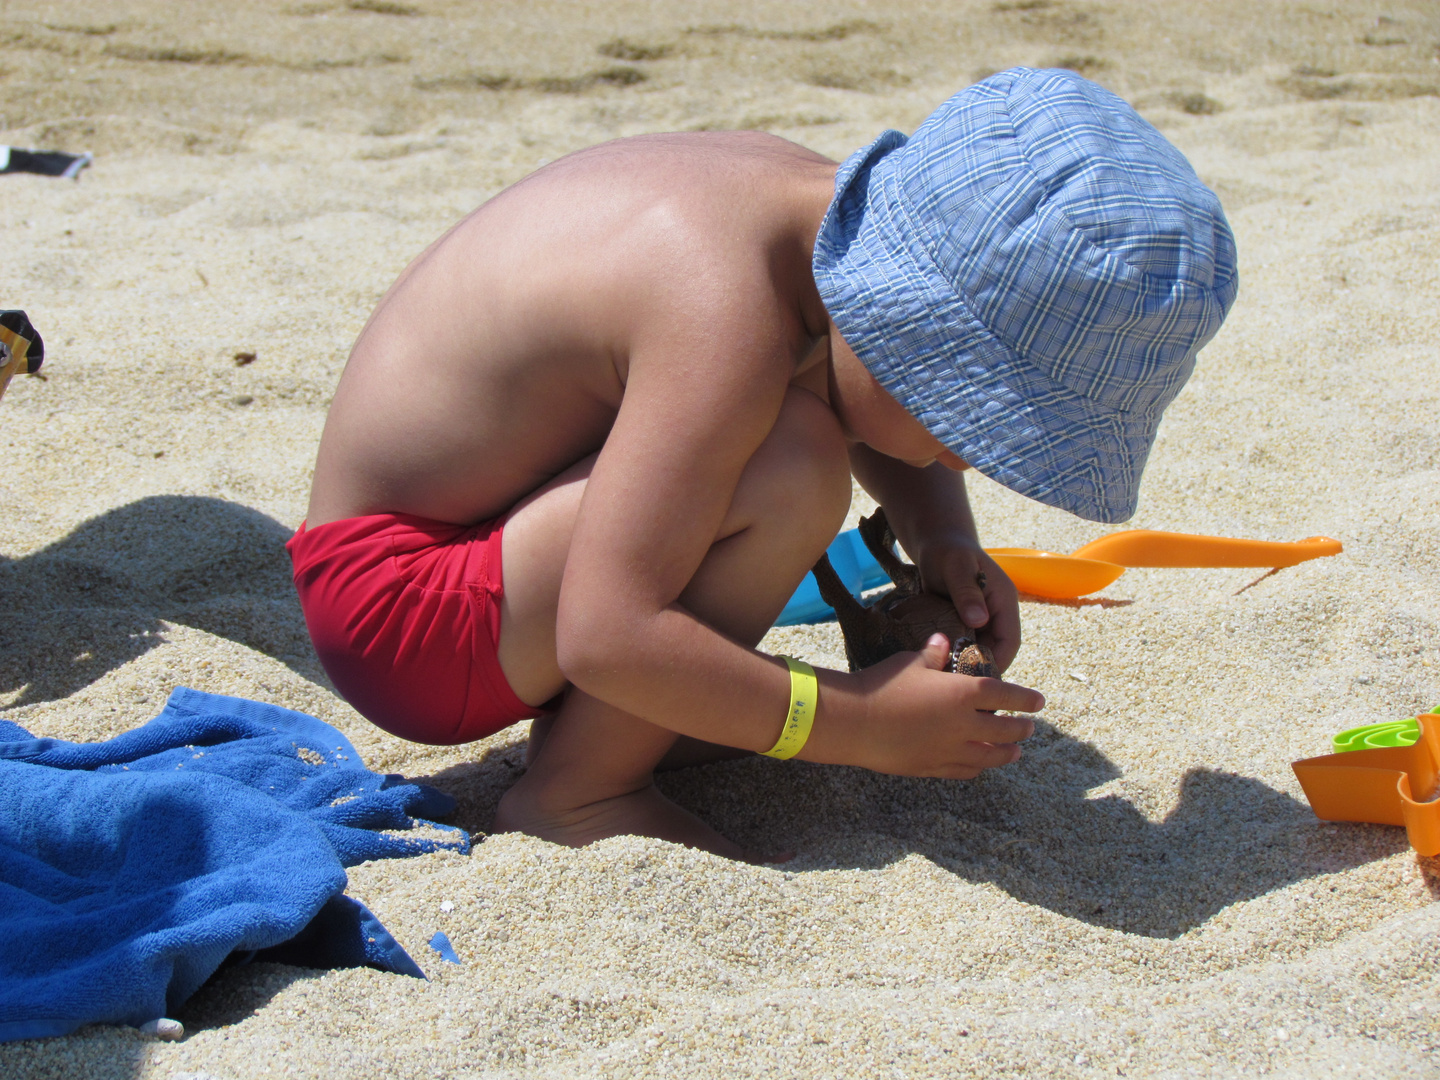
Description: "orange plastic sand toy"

(986, 531), (1343, 600)
(1291, 712), (1440, 856)
(984, 548), (1128, 599)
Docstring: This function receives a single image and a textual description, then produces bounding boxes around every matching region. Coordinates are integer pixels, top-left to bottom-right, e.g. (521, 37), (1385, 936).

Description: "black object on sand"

(1, 146), (93, 179)
(0, 311), (44, 401)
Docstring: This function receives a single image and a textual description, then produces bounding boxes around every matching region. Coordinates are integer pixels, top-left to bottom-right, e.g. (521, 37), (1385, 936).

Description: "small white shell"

(139, 1017), (185, 1041)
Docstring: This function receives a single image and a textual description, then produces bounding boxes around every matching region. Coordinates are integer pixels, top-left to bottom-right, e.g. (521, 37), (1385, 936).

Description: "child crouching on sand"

(289, 68), (1236, 861)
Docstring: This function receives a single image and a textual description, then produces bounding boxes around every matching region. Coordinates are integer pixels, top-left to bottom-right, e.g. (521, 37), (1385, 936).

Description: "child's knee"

(791, 387), (851, 514)
(750, 386), (850, 535)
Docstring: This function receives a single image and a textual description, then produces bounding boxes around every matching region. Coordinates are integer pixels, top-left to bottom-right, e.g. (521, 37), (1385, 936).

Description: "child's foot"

(494, 776), (786, 863)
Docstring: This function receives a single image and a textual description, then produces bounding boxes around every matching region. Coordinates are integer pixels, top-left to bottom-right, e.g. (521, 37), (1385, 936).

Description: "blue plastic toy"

(775, 526), (890, 626)
(427, 932), (461, 965)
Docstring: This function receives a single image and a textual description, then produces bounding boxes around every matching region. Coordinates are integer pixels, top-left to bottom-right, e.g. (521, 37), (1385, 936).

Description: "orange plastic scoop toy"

(985, 531), (1343, 599)
(1291, 712), (1440, 856)
(984, 548), (1127, 599)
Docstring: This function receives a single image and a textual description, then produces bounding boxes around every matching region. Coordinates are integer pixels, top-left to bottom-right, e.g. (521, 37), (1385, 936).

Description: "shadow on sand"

(655, 719), (1401, 938)
(0, 964), (318, 1079)
(0, 495), (326, 706)
(416, 717), (1403, 940)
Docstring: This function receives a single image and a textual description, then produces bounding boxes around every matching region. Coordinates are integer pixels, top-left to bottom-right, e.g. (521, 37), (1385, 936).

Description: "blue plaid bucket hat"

(813, 67), (1238, 523)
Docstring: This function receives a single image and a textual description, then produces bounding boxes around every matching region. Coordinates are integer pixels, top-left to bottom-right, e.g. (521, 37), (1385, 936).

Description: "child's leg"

(500, 687), (754, 856)
(522, 708), (748, 770)
(493, 387), (849, 859)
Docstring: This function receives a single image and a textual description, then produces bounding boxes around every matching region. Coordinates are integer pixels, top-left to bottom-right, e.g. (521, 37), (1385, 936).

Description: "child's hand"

(919, 538), (1022, 672)
(806, 634), (1042, 779)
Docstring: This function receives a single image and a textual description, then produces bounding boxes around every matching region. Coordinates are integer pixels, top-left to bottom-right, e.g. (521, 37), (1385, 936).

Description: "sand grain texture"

(2, 1), (1439, 1076)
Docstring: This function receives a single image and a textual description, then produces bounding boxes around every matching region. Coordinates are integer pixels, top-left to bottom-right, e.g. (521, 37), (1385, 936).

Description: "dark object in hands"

(811, 507), (997, 677)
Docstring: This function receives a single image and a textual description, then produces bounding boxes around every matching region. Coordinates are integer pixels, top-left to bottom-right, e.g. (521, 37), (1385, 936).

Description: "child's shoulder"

(487, 130), (834, 238)
(544, 129), (832, 181)
(458, 130), (837, 328)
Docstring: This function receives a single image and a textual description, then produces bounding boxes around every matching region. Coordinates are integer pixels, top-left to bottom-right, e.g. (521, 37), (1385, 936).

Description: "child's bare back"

(290, 69), (1236, 860)
(307, 131), (837, 531)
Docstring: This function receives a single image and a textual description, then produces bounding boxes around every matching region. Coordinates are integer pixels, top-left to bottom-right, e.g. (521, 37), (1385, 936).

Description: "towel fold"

(0, 687), (469, 1042)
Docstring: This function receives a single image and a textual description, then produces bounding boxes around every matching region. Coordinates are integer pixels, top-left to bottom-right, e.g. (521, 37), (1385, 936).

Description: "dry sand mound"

(2, 1), (1438, 1076)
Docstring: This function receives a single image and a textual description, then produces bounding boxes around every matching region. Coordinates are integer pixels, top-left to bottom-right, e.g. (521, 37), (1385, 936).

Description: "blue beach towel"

(0, 687), (470, 1042)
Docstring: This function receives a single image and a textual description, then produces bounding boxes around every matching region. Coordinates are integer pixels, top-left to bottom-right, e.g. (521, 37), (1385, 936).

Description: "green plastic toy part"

(1332, 706), (1440, 754)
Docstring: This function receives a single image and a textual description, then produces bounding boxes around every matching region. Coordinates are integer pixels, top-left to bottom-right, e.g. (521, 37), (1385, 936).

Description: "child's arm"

(555, 274), (1039, 776)
(849, 442), (1023, 672)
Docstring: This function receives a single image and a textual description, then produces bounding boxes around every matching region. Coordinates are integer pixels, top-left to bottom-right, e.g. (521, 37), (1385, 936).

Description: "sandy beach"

(3, 0), (1439, 1075)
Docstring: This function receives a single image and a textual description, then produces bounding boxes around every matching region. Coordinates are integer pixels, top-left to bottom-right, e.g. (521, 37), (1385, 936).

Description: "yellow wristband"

(762, 656), (817, 760)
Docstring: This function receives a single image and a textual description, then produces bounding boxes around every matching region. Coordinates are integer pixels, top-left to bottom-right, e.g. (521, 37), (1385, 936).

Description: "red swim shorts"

(287, 512), (544, 745)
